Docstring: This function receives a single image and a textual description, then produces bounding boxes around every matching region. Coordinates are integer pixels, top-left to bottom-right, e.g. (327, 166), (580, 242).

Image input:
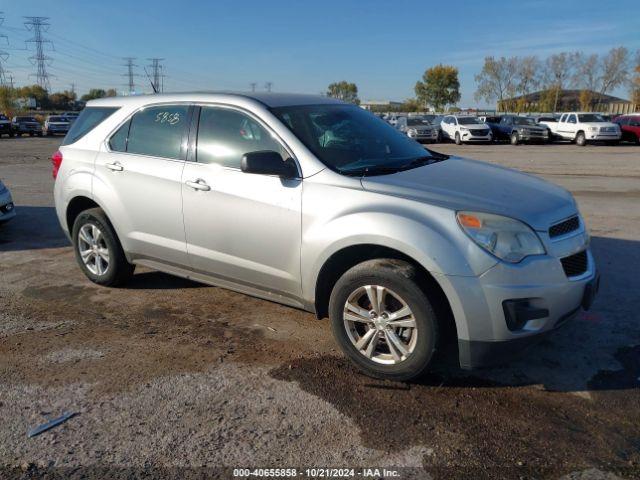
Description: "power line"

(0, 12), (9, 86)
(122, 57), (138, 94)
(24, 16), (54, 91)
(147, 57), (165, 93)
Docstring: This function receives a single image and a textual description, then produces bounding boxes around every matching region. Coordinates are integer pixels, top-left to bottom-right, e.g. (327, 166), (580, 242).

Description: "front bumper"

(461, 130), (492, 142)
(519, 131), (549, 142)
(587, 132), (621, 141)
(408, 129), (439, 142)
(0, 189), (16, 223)
(436, 237), (598, 369)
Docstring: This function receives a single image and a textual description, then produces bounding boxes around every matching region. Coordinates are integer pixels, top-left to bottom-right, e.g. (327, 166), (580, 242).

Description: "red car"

(613, 114), (640, 144)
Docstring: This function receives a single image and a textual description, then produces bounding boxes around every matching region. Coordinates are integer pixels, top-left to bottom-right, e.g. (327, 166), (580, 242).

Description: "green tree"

(49, 91), (77, 110)
(326, 81), (360, 104)
(401, 98), (422, 112)
(106, 88), (118, 97)
(414, 64), (460, 111)
(0, 86), (17, 115)
(80, 88), (107, 102)
(16, 85), (49, 108)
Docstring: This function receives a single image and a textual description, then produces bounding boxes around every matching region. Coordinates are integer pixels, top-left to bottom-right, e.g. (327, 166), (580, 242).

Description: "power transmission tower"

(0, 12), (9, 86)
(147, 58), (165, 93)
(122, 57), (139, 94)
(264, 81), (273, 92)
(250, 82), (257, 92)
(24, 16), (54, 91)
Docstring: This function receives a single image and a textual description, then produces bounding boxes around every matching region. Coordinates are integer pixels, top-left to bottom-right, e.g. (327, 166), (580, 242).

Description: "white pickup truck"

(539, 112), (621, 146)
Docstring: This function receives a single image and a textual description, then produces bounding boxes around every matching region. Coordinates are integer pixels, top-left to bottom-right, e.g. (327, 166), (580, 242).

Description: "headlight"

(518, 127), (526, 133)
(407, 128), (417, 136)
(460, 127), (469, 131)
(456, 211), (545, 263)
(588, 126), (598, 132)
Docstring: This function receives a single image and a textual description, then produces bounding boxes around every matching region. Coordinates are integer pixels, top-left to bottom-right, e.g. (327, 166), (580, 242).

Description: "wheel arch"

(65, 196), (100, 233)
(313, 243), (458, 344)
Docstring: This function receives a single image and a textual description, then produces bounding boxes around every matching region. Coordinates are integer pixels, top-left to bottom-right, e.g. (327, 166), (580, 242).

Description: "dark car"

(0, 114), (13, 138)
(487, 115), (549, 145)
(12, 116), (43, 137)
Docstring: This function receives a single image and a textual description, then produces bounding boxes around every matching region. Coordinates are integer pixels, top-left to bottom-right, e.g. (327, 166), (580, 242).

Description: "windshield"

(457, 117), (482, 125)
(407, 117), (432, 126)
(513, 117), (535, 125)
(578, 114), (606, 123)
(271, 104), (446, 176)
(49, 116), (67, 122)
(17, 117), (37, 122)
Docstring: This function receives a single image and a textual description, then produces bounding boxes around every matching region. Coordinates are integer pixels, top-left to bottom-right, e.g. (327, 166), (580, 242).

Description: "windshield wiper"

(341, 165), (405, 177)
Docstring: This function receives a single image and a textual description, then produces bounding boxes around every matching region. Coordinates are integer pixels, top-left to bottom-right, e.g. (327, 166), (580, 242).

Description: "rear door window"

(126, 105), (190, 160)
(62, 107), (119, 146)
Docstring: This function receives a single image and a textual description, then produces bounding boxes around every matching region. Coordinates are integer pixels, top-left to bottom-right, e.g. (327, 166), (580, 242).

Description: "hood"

(514, 124), (546, 131)
(360, 156), (576, 231)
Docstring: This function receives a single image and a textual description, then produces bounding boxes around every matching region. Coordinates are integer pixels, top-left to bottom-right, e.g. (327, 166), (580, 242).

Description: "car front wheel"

(72, 208), (134, 287)
(329, 259), (439, 381)
(576, 131), (587, 146)
(510, 132), (519, 145)
(454, 132), (462, 145)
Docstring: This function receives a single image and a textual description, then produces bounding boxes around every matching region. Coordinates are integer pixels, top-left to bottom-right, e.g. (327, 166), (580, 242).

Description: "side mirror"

(241, 150), (298, 179)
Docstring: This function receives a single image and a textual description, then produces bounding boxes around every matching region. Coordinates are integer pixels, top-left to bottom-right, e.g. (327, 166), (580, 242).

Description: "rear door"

(93, 103), (192, 266)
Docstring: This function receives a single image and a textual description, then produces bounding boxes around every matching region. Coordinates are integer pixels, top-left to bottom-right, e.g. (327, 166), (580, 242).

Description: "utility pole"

(0, 12), (9, 87)
(250, 82), (257, 92)
(147, 58), (165, 93)
(122, 57), (138, 94)
(24, 16), (54, 91)
(264, 81), (273, 92)
(70, 82), (75, 96)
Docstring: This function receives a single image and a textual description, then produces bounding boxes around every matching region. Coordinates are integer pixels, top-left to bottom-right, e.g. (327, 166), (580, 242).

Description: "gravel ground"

(0, 137), (639, 479)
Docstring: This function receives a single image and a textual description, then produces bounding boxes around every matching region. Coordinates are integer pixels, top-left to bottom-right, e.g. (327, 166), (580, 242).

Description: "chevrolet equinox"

(53, 93), (599, 380)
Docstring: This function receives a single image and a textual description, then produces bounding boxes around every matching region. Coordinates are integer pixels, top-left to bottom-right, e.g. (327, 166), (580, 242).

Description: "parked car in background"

(0, 179), (16, 224)
(0, 114), (14, 138)
(440, 115), (492, 144)
(486, 115), (549, 145)
(11, 116), (43, 137)
(387, 114), (404, 127)
(613, 114), (640, 144)
(539, 112), (621, 146)
(44, 115), (72, 136)
(396, 115), (440, 143)
(53, 92), (598, 381)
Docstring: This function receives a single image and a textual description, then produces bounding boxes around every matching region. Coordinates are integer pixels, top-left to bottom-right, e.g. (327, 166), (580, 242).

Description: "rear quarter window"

(62, 107), (119, 146)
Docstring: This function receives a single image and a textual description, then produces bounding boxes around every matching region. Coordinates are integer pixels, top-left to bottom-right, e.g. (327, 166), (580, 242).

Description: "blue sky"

(0, 0), (638, 107)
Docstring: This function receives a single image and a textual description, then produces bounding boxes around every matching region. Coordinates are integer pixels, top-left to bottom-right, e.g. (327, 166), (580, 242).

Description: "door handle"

(106, 162), (124, 172)
(185, 179), (211, 191)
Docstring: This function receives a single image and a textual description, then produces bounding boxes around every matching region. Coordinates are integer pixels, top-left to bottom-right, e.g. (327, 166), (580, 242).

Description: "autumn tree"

(80, 89), (108, 102)
(631, 50), (640, 107)
(326, 81), (360, 104)
(597, 46), (629, 97)
(514, 56), (541, 112)
(543, 52), (578, 111)
(0, 86), (17, 115)
(474, 56), (518, 111)
(414, 64), (460, 111)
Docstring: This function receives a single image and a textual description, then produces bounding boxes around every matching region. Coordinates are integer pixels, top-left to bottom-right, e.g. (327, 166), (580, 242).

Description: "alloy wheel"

(78, 224), (110, 276)
(343, 285), (418, 365)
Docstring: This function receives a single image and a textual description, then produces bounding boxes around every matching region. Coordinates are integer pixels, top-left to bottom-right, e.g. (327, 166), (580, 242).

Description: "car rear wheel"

(72, 208), (134, 287)
(454, 132), (462, 145)
(510, 132), (519, 145)
(576, 131), (587, 146)
(329, 259), (438, 381)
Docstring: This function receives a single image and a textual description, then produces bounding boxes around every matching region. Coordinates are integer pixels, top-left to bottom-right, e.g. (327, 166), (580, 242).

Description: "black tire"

(329, 259), (439, 381)
(636, 134), (640, 145)
(576, 131), (587, 146)
(37, 132), (43, 137)
(510, 131), (519, 145)
(454, 131), (462, 145)
(436, 130), (442, 143)
(72, 208), (134, 287)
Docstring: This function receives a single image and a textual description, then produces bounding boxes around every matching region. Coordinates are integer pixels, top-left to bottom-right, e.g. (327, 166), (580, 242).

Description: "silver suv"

(53, 93), (599, 380)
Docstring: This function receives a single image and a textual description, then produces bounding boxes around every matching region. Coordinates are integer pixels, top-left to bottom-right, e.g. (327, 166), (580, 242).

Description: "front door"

(181, 105), (302, 299)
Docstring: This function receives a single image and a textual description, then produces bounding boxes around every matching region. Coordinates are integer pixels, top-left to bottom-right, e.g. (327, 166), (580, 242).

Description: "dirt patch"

(271, 355), (640, 477)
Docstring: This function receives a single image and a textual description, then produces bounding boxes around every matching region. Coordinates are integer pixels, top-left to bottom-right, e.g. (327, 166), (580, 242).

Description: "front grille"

(470, 129), (489, 136)
(600, 126), (615, 133)
(549, 216), (580, 238)
(561, 251), (588, 277)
